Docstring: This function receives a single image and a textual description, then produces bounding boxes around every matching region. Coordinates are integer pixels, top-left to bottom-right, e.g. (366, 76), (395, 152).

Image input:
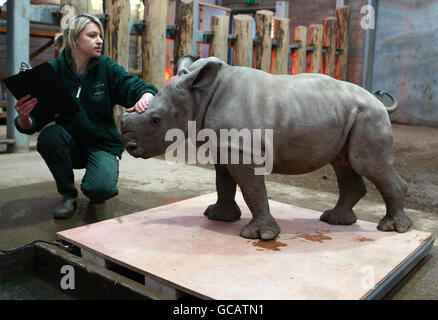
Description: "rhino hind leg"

(320, 156), (367, 225)
(226, 164), (280, 241)
(204, 164), (241, 222)
(347, 117), (413, 233)
(366, 167), (412, 233)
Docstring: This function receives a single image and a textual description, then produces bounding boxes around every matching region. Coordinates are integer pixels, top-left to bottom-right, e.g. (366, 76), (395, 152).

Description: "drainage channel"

(0, 242), (198, 300)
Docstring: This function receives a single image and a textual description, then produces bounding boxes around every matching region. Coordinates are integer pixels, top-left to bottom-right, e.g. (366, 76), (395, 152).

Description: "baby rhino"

(121, 55), (412, 241)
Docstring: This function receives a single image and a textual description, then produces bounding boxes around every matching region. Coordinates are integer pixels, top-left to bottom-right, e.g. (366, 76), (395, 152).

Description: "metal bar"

(6, 0), (31, 153)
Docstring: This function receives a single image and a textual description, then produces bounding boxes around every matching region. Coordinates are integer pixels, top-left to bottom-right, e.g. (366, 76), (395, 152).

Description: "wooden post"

(197, 3), (205, 57)
(174, 0), (194, 75)
(209, 15), (229, 63)
(104, 0), (130, 131)
(323, 17), (337, 77)
(307, 24), (323, 73)
(272, 17), (289, 75)
(233, 14), (253, 67)
(254, 10), (273, 73)
(136, 2), (144, 70)
(291, 26), (307, 74)
(335, 6), (350, 80)
(142, 0), (168, 89)
(166, 0), (176, 79)
(104, 0), (130, 68)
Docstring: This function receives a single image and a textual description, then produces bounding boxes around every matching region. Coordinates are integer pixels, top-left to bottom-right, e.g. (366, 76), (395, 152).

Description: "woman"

(14, 14), (158, 219)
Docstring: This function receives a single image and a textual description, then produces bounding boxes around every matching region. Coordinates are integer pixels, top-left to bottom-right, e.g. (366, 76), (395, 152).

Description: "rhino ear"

(180, 60), (221, 90)
(177, 67), (190, 77)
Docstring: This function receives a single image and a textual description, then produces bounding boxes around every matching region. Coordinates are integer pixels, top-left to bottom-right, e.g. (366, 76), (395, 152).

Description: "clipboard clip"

(19, 62), (32, 73)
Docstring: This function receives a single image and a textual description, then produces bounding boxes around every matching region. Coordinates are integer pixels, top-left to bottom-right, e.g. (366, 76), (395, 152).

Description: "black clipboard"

(4, 62), (80, 123)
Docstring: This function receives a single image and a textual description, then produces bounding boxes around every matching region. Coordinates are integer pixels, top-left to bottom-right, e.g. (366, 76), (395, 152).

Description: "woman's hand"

(126, 92), (154, 114)
(15, 94), (37, 130)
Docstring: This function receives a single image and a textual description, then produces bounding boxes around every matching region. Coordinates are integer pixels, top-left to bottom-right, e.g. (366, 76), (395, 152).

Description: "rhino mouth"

(124, 141), (140, 157)
(122, 131), (142, 158)
(123, 138), (160, 159)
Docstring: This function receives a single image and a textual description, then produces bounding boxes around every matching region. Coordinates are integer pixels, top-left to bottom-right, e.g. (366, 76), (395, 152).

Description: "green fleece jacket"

(15, 49), (158, 158)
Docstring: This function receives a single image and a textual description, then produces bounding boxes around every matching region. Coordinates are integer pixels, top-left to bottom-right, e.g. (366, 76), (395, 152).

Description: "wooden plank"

(323, 17), (337, 77)
(307, 24), (323, 73)
(31, 0), (61, 5)
(272, 17), (289, 75)
(291, 26), (307, 74)
(233, 14), (253, 67)
(0, 5), (5, 20)
(57, 192), (433, 300)
(174, 0), (194, 75)
(104, 0), (131, 132)
(254, 10), (273, 73)
(0, 27), (57, 38)
(199, 2), (231, 12)
(209, 15), (229, 63)
(335, 6), (350, 80)
(30, 39), (54, 61)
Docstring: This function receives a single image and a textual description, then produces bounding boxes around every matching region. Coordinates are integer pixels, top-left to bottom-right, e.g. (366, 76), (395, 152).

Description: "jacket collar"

(60, 49), (99, 74)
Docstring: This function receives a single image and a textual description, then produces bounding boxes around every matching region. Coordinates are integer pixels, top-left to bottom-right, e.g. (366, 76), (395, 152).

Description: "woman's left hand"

(126, 92), (154, 113)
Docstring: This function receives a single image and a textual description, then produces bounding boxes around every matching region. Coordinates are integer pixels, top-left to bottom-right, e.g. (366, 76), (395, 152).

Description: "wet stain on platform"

(356, 237), (374, 242)
(290, 233), (332, 243)
(250, 240), (288, 251)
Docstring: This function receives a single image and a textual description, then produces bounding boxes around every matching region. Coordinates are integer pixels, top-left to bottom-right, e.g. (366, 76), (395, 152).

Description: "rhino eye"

(151, 116), (161, 127)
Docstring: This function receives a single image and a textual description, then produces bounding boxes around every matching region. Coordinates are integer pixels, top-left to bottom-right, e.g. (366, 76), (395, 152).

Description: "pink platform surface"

(57, 192), (432, 300)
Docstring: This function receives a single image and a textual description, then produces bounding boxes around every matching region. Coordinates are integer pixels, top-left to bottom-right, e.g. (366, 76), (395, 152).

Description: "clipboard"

(4, 62), (80, 123)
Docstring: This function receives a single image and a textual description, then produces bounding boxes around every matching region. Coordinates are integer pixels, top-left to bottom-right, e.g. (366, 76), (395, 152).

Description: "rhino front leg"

(320, 155), (367, 225)
(204, 164), (241, 221)
(226, 164), (280, 241)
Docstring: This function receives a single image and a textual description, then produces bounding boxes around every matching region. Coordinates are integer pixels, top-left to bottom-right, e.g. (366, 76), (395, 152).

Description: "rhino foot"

(320, 208), (357, 225)
(240, 218), (280, 241)
(377, 214), (412, 233)
(203, 201), (241, 222)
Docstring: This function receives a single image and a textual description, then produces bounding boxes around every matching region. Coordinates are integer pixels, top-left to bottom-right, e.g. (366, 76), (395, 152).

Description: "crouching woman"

(14, 14), (157, 219)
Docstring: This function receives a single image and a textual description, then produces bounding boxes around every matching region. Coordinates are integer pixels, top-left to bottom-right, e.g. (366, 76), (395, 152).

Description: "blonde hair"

(55, 13), (104, 52)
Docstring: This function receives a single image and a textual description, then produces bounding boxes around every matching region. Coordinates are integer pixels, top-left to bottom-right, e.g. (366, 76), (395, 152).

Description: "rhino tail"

(373, 90), (398, 114)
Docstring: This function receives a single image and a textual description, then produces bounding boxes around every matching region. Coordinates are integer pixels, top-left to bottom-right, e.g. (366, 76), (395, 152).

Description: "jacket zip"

(75, 70), (88, 99)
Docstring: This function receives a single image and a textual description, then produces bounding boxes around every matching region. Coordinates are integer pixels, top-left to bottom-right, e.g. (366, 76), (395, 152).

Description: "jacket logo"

(92, 81), (105, 89)
(92, 81), (106, 99)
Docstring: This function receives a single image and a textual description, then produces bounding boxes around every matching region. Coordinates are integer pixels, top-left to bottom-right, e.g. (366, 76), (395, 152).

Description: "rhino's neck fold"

(183, 79), (221, 137)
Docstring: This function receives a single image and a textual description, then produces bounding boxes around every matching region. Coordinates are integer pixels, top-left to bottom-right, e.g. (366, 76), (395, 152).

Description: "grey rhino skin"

(121, 56), (412, 241)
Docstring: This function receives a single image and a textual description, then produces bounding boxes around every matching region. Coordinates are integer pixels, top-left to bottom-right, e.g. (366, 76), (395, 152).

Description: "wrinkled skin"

(121, 57), (412, 241)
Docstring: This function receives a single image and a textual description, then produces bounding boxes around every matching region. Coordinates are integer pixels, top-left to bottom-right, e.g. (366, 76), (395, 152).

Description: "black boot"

(54, 197), (77, 219)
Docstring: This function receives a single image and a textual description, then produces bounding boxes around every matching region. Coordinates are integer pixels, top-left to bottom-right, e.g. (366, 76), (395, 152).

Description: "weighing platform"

(57, 192), (434, 300)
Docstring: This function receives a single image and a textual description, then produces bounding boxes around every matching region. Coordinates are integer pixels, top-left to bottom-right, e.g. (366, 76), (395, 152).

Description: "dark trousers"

(37, 124), (119, 203)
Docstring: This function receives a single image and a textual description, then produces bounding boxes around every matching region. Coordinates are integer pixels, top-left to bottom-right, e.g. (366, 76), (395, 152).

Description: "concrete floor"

(0, 130), (437, 300)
